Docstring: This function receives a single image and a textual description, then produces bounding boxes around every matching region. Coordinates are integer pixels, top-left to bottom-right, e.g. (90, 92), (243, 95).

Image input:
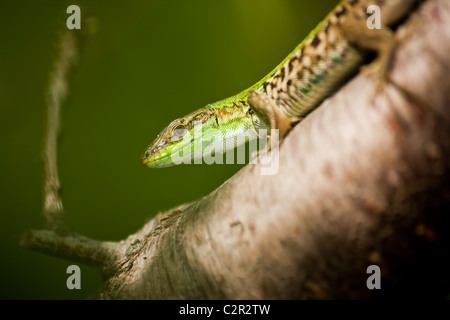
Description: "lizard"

(141, 0), (418, 168)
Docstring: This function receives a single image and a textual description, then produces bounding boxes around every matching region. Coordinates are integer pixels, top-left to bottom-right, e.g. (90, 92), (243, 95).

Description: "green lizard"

(142, 0), (418, 168)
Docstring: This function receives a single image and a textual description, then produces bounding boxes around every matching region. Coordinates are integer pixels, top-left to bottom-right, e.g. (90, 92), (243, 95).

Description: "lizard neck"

(207, 96), (269, 139)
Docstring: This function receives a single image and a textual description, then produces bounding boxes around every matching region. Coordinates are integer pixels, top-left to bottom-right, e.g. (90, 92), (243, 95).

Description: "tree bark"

(21, 0), (450, 299)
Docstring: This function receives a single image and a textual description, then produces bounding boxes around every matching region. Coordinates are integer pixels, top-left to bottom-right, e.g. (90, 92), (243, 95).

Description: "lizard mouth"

(141, 137), (192, 168)
(141, 152), (173, 168)
(141, 134), (175, 168)
(141, 145), (173, 168)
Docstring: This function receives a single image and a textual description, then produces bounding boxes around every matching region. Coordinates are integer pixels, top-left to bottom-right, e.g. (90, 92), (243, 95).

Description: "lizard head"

(141, 100), (264, 168)
(141, 107), (222, 168)
(141, 98), (268, 168)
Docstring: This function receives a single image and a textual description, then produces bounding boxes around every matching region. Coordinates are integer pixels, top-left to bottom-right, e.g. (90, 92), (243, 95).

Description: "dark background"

(0, 0), (337, 299)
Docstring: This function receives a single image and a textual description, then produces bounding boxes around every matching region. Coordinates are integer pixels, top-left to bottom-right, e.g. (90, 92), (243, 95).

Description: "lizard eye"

(174, 127), (187, 136)
(171, 126), (188, 141)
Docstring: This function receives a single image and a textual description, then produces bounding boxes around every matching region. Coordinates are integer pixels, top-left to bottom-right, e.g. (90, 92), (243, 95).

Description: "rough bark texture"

(22, 0), (450, 299)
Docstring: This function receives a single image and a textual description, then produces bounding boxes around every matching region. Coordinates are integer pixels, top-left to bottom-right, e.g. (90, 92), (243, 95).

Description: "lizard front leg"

(338, 7), (398, 94)
(248, 90), (297, 142)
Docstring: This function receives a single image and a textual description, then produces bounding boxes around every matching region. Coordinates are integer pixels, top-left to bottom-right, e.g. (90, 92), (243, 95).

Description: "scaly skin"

(142, 0), (417, 168)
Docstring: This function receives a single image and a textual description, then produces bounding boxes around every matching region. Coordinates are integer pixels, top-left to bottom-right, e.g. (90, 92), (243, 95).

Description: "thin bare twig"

(20, 229), (121, 270)
(43, 31), (78, 232)
(21, 28), (123, 270)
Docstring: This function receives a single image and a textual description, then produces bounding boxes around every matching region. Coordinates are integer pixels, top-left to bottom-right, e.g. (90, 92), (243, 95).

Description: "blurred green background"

(0, 0), (337, 299)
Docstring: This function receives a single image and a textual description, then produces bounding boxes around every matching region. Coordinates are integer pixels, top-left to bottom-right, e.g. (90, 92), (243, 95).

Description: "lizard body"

(142, 0), (418, 168)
